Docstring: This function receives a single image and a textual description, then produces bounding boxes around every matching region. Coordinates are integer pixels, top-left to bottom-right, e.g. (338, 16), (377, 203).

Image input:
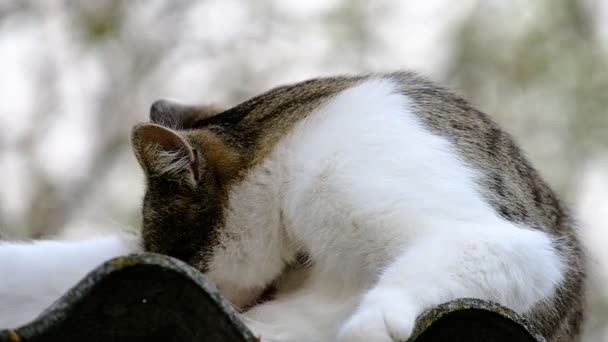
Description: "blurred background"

(0, 0), (606, 339)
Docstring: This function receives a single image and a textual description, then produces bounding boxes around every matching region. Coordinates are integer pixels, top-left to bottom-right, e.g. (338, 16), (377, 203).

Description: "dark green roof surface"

(0, 253), (545, 342)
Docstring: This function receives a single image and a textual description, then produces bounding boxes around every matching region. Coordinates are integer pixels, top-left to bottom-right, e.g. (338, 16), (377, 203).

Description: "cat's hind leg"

(337, 222), (565, 342)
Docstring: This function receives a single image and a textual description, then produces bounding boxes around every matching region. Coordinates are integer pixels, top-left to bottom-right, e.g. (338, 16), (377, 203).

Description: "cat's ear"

(149, 99), (224, 129)
(131, 123), (200, 185)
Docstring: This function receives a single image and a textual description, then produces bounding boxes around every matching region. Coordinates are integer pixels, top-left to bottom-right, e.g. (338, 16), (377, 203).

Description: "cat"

(133, 72), (585, 341)
(0, 71), (585, 341)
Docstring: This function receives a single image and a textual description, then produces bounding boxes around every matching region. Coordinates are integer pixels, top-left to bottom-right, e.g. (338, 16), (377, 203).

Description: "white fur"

(0, 233), (139, 328)
(145, 144), (192, 178)
(203, 79), (566, 341)
(155, 148), (191, 175)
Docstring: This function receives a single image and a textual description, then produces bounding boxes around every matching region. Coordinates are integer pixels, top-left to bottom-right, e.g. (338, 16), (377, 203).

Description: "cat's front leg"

(241, 280), (359, 342)
(242, 314), (296, 342)
(242, 301), (348, 342)
(242, 302), (328, 342)
(337, 288), (417, 342)
(337, 223), (565, 342)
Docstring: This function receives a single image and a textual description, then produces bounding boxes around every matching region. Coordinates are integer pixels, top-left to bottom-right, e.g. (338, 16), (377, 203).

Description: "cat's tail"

(0, 232), (140, 329)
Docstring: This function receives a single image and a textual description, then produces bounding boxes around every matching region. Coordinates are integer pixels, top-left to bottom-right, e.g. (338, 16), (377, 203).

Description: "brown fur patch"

(185, 130), (242, 185)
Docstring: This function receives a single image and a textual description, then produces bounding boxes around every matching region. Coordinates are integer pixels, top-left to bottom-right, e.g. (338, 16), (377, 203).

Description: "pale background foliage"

(0, 0), (606, 339)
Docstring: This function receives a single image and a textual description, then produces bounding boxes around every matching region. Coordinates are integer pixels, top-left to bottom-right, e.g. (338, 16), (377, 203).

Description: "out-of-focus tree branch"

(447, 0), (608, 195)
(5, 0), (198, 237)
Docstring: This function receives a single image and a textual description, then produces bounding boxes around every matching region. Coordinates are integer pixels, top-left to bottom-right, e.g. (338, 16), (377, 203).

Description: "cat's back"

(391, 72), (571, 233)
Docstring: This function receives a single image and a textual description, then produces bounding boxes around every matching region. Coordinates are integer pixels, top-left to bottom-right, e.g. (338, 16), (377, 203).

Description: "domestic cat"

(0, 71), (585, 341)
(133, 72), (585, 341)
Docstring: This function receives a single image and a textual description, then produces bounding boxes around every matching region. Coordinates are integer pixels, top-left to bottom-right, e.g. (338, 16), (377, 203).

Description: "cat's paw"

(337, 292), (418, 342)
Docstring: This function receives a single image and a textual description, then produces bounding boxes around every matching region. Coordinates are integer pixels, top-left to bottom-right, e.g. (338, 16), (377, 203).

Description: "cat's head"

(131, 101), (235, 266)
(132, 101), (272, 308)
